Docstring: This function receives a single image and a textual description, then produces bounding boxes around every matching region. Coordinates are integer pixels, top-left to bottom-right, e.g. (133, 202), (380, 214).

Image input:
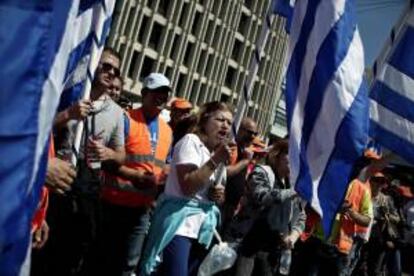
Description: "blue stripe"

(301, 0), (357, 150)
(58, 82), (84, 111)
(64, 34), (93, 82)
(369, 120), (414, 164)
(370, 81), (414, 123)
(389, 26), (414, 79)
(285, 0), (321, 128)
(318, 81), (368, 235)
(293, 0), (357, 206)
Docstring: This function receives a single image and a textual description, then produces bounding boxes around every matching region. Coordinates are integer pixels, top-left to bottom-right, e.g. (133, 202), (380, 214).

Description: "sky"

(356, 0), (406, 66)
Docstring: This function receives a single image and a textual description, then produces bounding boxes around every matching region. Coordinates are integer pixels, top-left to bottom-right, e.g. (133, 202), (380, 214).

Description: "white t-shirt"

(164, 133), (225, 238)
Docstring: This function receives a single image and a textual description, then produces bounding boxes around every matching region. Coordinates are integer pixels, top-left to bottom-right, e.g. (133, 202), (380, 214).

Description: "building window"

(191, 11), (202, 36)
(244, 0), (253, 10)
(170, 34), (181, 60)
(220, 93), (230, 103)
(137, 16), (149, 42)
(231, 39), (243, 60)
(225, 66), (236, 88)
(184, 42), (194, 67)
(238, 13), (249, 36)
(158, 0), (169, 17)
(175, 73), (185, 97)
(179, 2), (189, 28)
(148, 22), (163, 50)
(140, 56), (155, 80)
(127, 50), (139, 78)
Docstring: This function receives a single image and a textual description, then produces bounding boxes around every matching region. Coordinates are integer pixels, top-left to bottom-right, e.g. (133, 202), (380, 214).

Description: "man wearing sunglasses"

(222, 118), (259, 230)
(35, 48), (126, 276)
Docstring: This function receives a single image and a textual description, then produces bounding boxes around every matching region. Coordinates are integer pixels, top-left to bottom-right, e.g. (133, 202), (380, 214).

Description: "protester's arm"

(93, 143), (125, 164)
(249, 166), (296, 206)
(345, 208), (371, 227)
(177, 143), (230, 197)
(117, 165), (158, 190)
(53, 100), (92, 128)
(386, 196), (401, 224)
(226, 159), (250, 177)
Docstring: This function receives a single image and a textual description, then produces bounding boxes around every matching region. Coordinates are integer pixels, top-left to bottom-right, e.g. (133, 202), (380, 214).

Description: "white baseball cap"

(143, 73), (171, 91)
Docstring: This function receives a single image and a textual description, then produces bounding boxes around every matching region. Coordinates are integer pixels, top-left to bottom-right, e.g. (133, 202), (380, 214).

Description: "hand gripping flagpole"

(71, 1), (116, 167)
(215, 0), (276, 185)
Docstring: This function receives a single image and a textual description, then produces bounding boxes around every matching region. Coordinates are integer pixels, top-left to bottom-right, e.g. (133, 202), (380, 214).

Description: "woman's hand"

(211, 143), (232, 164)
(208, 184), (225, 205)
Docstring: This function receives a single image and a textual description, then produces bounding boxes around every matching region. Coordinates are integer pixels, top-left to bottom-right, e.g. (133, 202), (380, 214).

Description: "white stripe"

(306, 29), (365, 214)
(370, 100), (414, 144)
(289, 1), (347, 190)
(378, 64), (414, 103)
(284, 0), (309, 76)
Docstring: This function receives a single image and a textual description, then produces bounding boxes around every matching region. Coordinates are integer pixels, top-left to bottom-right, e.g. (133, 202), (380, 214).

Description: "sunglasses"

(100, 62), (121, 77)
(242, 127), (258, 136)
(371, 177), (387, 184)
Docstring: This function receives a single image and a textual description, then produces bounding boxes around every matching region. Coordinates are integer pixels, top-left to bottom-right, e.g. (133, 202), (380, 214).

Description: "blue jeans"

(156, 235), (208, 276)
(99, 201), (151, 276)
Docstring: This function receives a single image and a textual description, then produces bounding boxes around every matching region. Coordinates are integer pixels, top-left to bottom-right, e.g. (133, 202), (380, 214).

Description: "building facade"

(107, 0), (288, 134)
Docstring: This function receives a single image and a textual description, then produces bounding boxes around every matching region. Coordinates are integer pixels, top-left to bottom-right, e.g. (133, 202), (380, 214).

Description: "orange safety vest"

(102, 108), (172, 207)
(335, 179), (370, 254)
(300, 179), (371, 255)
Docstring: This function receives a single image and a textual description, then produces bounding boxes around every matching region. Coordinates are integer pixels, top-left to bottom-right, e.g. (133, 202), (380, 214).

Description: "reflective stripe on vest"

(126, 154), (166, 169)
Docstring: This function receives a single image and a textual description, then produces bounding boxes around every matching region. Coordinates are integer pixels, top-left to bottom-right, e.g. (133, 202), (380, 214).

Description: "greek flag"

(369, 2), (414, 164)
(0, 1), (115, 274)
(285, 0), (369, 233)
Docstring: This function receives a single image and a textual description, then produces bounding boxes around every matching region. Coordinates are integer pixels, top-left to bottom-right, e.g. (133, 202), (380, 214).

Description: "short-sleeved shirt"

(164, 133), (225, 238)
(59, 95), (125, 159)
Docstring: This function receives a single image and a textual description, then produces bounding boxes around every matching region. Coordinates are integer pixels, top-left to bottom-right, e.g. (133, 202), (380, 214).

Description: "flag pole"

(215, 0), (277, 185)
(71, 2), (116, 167)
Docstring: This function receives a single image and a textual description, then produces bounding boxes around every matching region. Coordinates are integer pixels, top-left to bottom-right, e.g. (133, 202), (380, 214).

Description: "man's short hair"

(103, 46), (121, 61)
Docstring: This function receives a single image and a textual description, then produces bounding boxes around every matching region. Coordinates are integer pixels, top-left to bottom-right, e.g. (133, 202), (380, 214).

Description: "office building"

(107, 0), (288, 134)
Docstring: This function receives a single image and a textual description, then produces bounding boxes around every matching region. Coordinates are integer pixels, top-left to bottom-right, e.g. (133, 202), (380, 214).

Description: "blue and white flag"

(284, 0), (369, 234)
(0, 1), (115, 274)
(369, 2), (414, 164)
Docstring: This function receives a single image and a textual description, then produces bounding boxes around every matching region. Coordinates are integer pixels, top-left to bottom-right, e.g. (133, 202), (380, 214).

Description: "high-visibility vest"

(102, 108), (172, 207)
(300, 179), (371, 255)
(335, 179), (370, 254)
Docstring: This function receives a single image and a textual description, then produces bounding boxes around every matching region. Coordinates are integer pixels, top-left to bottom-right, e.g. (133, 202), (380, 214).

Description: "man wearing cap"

(100, 73), (173, 275)
(169, 98), (194, 147)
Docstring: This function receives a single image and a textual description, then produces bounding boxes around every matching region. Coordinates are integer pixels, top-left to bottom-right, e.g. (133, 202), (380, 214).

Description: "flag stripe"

(297, 29), (366, 214)
(378, 64), (414, 103)
(370, 100), (414, 145)
(369, 119), (414, 164)
(370, 81), (414, 123)
(301, 1), (353, 149)
(318, 82), (368, 232)
(389, 26), (414, 78)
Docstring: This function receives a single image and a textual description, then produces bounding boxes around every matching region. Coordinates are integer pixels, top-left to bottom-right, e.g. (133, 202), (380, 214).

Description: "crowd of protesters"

(28, 48), (414, 276)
